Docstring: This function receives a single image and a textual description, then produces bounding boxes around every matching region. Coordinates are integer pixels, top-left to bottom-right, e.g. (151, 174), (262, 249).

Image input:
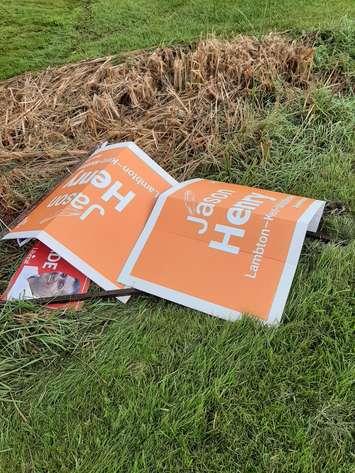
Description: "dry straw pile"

(0, 34), (315, 221)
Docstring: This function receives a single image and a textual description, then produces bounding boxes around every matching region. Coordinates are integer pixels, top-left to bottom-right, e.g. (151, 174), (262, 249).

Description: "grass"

(0, 0), (354, 79)
(0, 1), (81, 80)
(0, 1), (354, 472)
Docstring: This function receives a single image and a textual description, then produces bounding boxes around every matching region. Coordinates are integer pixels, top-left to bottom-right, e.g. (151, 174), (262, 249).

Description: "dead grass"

(0, 34), (317, 220)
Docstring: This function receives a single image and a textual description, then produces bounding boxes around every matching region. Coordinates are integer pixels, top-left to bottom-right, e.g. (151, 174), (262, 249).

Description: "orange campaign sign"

(119, 178), (325, 323)
(2, 142), (177, 300)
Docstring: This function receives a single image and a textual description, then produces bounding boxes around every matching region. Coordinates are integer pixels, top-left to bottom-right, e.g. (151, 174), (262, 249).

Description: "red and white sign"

(2, 241), (90, 310)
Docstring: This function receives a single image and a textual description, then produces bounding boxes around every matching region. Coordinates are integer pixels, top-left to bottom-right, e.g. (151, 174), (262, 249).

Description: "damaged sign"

(2, 142), (329, 324)
(2, 142), (177, 301)
(119, 178), (325, 324)
(2, 241), (90, 310)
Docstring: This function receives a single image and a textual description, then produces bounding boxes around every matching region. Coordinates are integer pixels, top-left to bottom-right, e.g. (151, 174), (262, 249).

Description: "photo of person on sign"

(6, 266), (80, 300)
(28, 271), (80, 298)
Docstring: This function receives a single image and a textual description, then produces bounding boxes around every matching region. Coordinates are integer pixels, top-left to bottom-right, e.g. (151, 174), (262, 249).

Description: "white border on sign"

(267, 199), (325, 324)
(126, 276), (242, 321)
(2, 142), (178, 303)
(3, 230), (130, 303)
(119, 179), (242, 321)
(3, 142), (176, 240)
(92, 141), (178, 186)
(119, 180), (325, 324)
(119, 179), (200, 282)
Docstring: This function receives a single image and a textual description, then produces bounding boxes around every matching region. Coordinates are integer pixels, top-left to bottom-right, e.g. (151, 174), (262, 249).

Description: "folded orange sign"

(2, 142), (177, 300)
(119, 178), (325, 323)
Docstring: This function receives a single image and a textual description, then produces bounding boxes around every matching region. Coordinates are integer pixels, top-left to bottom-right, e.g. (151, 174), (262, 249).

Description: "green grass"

(0, 0), (354, 79)
(0, 2), (355, 472)
(0, 1), (81, 79)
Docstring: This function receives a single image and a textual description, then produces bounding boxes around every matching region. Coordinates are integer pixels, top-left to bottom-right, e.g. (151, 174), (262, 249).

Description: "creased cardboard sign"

(119, 178), (325, 323)
(2, 142), (177, 300)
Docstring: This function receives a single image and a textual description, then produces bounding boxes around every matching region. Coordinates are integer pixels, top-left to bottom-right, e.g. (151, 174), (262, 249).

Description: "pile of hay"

(0, 34), (315, 221)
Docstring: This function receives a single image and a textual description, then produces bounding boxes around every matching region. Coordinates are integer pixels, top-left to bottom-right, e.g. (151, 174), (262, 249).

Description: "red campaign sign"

(2, 241), (90, 310)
